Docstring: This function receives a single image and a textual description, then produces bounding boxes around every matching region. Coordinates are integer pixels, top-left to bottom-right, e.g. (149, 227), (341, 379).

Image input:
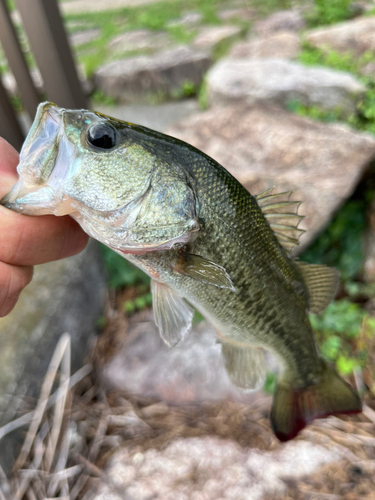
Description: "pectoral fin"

(218, 336), (266, 391)
(151, 280), (194, 347)
(174, 253), (236, 291)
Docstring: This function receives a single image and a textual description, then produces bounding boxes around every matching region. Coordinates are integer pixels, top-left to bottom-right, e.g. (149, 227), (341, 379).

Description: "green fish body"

(2, 102), (361, 441)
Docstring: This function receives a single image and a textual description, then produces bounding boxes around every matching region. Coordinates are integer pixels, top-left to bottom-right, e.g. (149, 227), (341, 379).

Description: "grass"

(305, 0), (355, 27)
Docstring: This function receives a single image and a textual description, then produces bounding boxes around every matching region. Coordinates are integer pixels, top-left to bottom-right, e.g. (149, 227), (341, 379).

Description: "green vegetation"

(306, 0), (354, 27)
(310, 301), (375, 376)
(301, 200), (367, 281)
(100, 244), (149, 288)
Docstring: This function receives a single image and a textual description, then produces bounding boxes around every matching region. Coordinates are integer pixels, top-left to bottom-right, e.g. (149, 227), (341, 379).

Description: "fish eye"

(87, 123), (117, 150)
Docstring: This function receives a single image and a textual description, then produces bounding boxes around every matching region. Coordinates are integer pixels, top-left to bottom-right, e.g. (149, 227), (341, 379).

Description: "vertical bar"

(0, 0), (41, 119)
(0, 76), (24, 151)
(14, 0), (88, 110)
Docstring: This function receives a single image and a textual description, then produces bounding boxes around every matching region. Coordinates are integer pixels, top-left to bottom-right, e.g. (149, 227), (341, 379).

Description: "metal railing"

(0, 0), (87, 150)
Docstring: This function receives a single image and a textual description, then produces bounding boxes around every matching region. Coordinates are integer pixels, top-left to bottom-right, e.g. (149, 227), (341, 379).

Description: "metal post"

(0, 0), (41, 120)
(14, 0), (88, 110)
(0, 77), (24, 151)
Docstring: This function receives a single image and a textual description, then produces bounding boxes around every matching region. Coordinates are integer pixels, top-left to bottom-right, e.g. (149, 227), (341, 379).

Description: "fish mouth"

(1, 102), (77, 216)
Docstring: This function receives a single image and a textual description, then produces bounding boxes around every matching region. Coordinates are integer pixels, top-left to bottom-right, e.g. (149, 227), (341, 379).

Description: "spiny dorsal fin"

(255, 188), (305, 254)
(151, 280), (194, 347)
(217, 334), (266, 392)
(296, 261), (340, 314)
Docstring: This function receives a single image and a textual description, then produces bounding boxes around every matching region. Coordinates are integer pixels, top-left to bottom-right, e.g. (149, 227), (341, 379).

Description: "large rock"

(229, 32), (300, 59)
(0, 240), (106, 470)
(254, 9), (305, 37)
(108, 29), (169, 54)
(193, 25), (242, 51)
(166, 104), (375, 249)
(206, 58), (366, 115)
(94, 47), (211, 103)
(69, 28), (100, 47)
(306, 16), (375, 57)
(103, 310), (267, 404)
(94, 438), (343, 500)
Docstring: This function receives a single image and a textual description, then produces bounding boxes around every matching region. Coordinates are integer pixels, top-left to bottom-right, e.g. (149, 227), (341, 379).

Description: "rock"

(363, 199), (375, 282)
(94, 99), (199, 133)
(254, 9), (305, 37)
(306, 16), (375, 57)
(93, 437), (343, 500)
(206, 58), (366, 115)
(102, 310), (267, 404)
(61, 0), (161, 15)
(218, 7), (255, 22)
(193, 25), (242, 51)
(93, 46), (211, 103)
(166, 104), (375, 249)
(69, 28), (100, 47)
(108, 29), (169, 54)
(229, 32), (300, 59)
(0, 240), (106, 471)
(167, 11), (203, 28)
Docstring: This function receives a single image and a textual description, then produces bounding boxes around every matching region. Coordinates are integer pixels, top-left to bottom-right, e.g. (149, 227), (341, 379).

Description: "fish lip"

(1, 180), (57, 215)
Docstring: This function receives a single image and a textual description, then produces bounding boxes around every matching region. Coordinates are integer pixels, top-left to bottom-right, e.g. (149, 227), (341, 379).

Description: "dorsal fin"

(296, 261), (340, 314)
(255, 188), (305, 254)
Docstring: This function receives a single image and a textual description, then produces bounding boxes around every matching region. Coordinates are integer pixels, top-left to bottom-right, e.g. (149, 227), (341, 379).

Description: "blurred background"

(2, 0), (375, 498)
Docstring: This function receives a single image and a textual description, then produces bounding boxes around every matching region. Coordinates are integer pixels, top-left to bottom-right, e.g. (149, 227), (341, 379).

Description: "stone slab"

(229, 32), (300, 59)
(108, 29), (169, 54)
(94, 438), (343, 500)
(94, 47), (211, 103)
(206, 58), (366, 115)
(166, 103), (375, 250)
(254, 9), (305, 37)
(193, 25), (242, 51)
(306, 16), (375, 57)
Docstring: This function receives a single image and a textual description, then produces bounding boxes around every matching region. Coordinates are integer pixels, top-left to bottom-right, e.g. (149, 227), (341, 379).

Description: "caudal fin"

(270, 364), (362, 442)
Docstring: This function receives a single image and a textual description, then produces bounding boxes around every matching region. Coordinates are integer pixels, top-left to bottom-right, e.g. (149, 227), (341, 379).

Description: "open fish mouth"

(1, 103), (78, 216)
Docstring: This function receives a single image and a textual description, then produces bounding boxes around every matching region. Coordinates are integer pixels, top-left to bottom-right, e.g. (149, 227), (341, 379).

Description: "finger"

(0, 138), (20, 199)
(0, 207), (89, 266)
(0, 137), (19, 176)
(0, 261), (33, 317)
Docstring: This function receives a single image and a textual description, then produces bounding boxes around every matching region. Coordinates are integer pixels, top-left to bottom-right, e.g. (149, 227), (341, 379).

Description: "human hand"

(0, 138), (89, 317)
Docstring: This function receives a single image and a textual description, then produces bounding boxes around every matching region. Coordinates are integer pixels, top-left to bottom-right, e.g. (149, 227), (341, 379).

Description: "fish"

(1, 102), (362, 441)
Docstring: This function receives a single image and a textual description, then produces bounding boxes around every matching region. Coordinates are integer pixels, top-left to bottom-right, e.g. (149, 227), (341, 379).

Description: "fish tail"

(270, 362), (362, 442)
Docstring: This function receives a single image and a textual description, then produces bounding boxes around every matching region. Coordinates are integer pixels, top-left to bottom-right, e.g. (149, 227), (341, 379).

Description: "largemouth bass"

(2, 102), (361, 441)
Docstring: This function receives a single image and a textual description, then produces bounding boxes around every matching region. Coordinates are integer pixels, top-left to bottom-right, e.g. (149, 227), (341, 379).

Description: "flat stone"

(103, 310), (266, 404)
(254, 9), (305, 37)
(193, 25), (242, 51)
(229, 32), (300, 59)
(206, 58), (366, 115)
(94, 99), (199, 133)
(94, 438), (343, 500)
(167, 11), (203, 28)
(218, 7), (256, 21)
(0, 240), (106, 471)
(166, 104), (375, 249)
(61, 0), (161, 15)
(108, 29), (169, 53)
(93, 46), (211, 103)
(69, 28), (101, 47)
(306, 16), (375, 57)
